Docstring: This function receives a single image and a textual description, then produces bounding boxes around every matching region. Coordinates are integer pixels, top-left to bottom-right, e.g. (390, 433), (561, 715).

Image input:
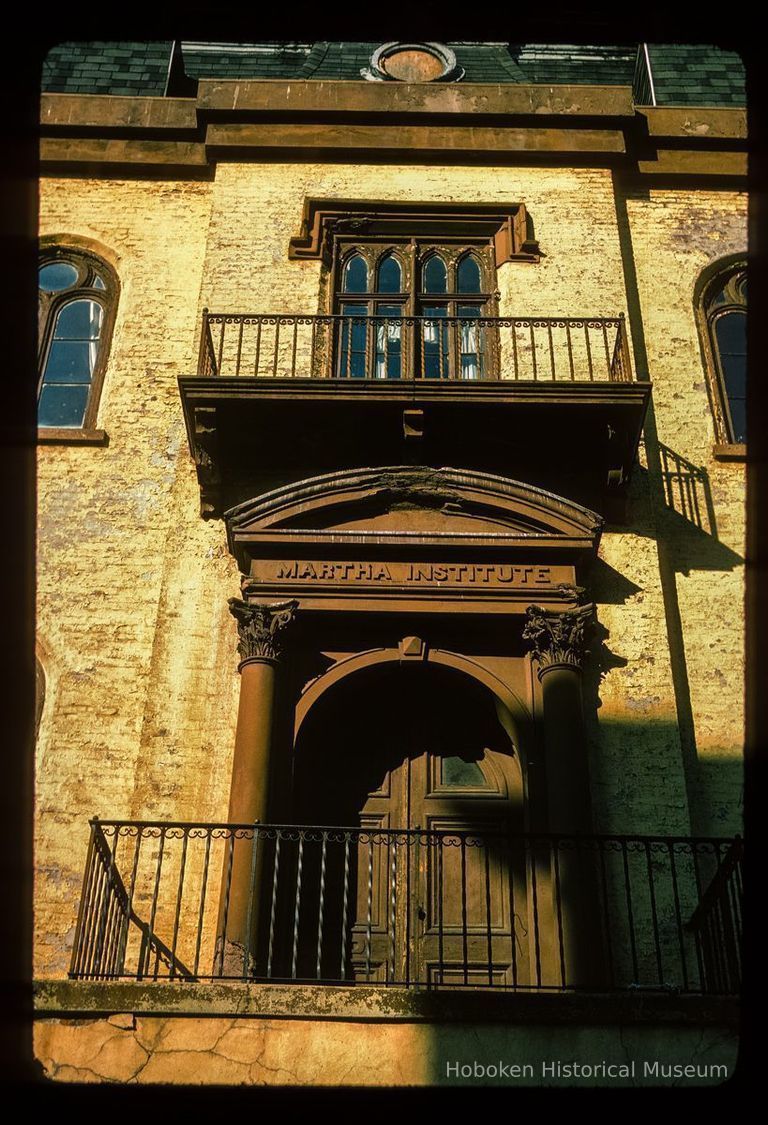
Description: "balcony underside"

(179, 377), (652, 521)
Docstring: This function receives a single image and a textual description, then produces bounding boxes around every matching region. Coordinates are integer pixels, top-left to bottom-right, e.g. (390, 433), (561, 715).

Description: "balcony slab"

(35, 979), (737, 1026)
(178, 376), (651, 521)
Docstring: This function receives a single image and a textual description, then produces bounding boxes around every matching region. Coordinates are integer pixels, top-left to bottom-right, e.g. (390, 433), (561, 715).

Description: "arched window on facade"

(38, 248), (118, 431)
(697, 258), (747, 447)
(335, 242), (496, 380)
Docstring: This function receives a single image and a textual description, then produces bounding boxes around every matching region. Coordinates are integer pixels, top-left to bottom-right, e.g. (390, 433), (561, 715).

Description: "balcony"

(197, 311), (635, 382)
(70, 820), (741, 996)
(178, 311), (652, 519)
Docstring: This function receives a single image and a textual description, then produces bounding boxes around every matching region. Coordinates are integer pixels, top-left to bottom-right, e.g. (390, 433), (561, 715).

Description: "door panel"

(349, 813), (408, 983)
(411, 743), (527, 987)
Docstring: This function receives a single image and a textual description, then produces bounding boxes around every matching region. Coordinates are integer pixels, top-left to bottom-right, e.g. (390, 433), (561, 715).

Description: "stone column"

(216, 596), (298, 977)
(523, 602), (595, 834)
(523, 601), (605, 989)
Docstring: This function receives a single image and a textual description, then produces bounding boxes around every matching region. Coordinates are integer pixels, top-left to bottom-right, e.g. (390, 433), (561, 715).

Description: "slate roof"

(178, 42), (637, 84)
(42, 42), (173, 97)
(40, 41), (746, 107)
(179, 42), (313, 80)
(509, 44), (636, 85)
(647, 44), (745, 106)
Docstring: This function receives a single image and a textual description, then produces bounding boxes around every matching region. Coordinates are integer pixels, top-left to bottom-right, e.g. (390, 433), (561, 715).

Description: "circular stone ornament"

(362, 42), (464, 83)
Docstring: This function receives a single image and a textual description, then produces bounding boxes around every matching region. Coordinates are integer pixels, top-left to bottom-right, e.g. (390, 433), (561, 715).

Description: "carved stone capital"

(522, 602), (595, 678)
(228, 598), (299, 666)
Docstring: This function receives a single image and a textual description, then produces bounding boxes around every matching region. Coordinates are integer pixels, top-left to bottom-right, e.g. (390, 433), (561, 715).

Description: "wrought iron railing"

(70, 821), (740, 995)
(196, 310), (634, 383)
(688, 836), (743, 995)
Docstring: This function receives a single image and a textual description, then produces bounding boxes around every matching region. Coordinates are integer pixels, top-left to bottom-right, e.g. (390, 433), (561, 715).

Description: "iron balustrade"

(69, 820), (740, 995)
(688, 836), (743, 995)
(196, 310), (634, 383)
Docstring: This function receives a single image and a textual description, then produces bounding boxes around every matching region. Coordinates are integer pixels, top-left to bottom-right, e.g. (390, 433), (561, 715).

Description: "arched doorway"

(282, 662), (528, 986)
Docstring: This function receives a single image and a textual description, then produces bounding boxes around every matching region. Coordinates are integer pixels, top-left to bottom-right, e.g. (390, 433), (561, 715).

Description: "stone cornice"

(39, 89), (746, 180)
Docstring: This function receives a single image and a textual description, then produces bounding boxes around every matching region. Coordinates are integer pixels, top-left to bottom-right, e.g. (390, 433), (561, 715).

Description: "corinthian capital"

(228, 598), (299, 665)
(522, 602), (595, 677)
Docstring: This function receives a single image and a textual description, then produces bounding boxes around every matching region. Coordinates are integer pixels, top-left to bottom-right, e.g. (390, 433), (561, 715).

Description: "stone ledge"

(713, 443), (747, 462)
(41, 93), (198, 131)
(37, 427), (108, 446)
(33, 980), (739, 1027)
(196, 80), (638, 119)
(639, 107), (747, 140)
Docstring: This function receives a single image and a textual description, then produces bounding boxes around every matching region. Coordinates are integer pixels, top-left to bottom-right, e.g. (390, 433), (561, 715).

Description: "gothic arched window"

(697, 258), (747, 447)
(335, 243), (496, 380)
(38, 248), (118, 431)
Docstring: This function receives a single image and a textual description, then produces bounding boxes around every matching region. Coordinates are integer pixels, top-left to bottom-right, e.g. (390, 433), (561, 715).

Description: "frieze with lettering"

(251, 560), (573, 587)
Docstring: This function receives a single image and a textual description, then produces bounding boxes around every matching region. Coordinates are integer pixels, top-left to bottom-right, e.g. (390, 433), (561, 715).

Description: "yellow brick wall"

(198, 162), (630, 317)
(36, 176), (241, 976)
(35, 164), (746, 979)
(625, 187), (746, 836)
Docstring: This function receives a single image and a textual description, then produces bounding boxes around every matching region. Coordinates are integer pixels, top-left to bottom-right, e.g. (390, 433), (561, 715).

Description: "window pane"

(93, 275), (106, 291)
(343, 255), (368, 293)
(457, 255), (481, 294)
(422, 304), (448, 378)
(54, 299), (102, 340)
(441, 756), (487, 787)
(39, 262), (78, 292)
(423, 256), (447, 294)
(715, 312), (746, 443)
(458, 305), (484, 379)
(374, 303), (402, 379)
(38, 384), (89, 427)
(339, 303), (368, 377)
(43, 340), (96, 382)
(377, 255), (401, 293)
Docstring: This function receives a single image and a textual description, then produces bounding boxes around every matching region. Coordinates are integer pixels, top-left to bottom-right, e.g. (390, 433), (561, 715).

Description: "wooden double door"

(292, 665), (527, 986)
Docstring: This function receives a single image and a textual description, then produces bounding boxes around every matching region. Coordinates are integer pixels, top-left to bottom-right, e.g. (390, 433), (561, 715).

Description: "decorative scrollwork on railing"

(71, 818), (740, 994)
(195, 311), (633, 383)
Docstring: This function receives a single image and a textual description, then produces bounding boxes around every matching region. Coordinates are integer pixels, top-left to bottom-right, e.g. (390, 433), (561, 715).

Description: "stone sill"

(37, 427), (108, 446)
(33, 980), (738, 1027)
(713, 443), (747, 462)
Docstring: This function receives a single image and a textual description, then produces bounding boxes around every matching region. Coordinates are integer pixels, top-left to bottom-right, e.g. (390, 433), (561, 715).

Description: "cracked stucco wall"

(34, 1014), (738, 1086)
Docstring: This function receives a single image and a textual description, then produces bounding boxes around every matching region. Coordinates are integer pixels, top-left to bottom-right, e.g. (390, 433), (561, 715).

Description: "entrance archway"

(283, 661), (529, 986)
(294, 660), (523, 827)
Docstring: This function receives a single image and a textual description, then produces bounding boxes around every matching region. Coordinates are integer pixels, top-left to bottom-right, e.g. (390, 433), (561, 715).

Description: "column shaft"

(524, 601), (606, 989)
(539, 664), (594, 835)
(216, 597), (297, 978)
